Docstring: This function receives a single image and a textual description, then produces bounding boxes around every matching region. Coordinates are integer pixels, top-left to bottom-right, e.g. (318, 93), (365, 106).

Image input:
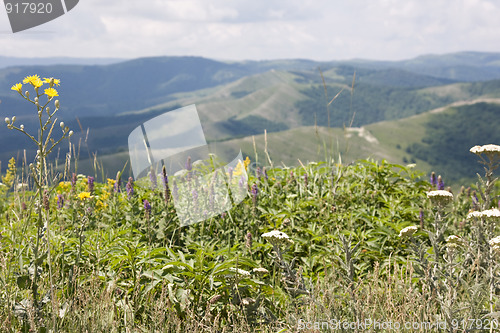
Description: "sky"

(1, 0), (500, 62)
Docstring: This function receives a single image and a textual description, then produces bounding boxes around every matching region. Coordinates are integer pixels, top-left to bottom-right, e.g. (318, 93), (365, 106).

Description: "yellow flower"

(11, 83), (22, 93)
(32, 78), (43, 88)
(57, 181), (71, 193)
(233, 160), (245, 177)
(43, 77), (60, 86)
(107, 178), (116, 187)
(23, 74), (40, 84)
(44, 88), (59, 98)
(77, 192), (92, 200)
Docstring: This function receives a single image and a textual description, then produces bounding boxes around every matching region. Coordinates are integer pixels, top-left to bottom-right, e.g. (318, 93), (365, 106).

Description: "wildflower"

(11, 83), (22, 93)
(470, 144), (500, 160)
(399, 225), (418, 238)
(245, 231), (252, 249)
(143, 199), (151, 216)
(107, 178), (116, 188)
(256, 167), (262, 180)
(489, 236), (500, 252)
(126, 177), (134, 199)
(437, 175), (444, 191)
(467, 208), (500, 222)
(57, 194), (64, 209)
(262, 229), (294, 246)
(253, 267), (269, 275)
(430, 172), (437, 188)
(228, 267), (250, 277)
(87, 176), (94, 193)
(44, 88), (58, 98)
(446, 235), (466, 247)
(427, 190), (453, 207)
(77, 192), (92, 201)
(244, 156), (251, 171)
(419, 208), (424, 229)
(482, 208), (500, 222)
(43, 77), (60, 86)
(238, 175), (246, 189)
(467, 210), (483, 219)
(251, 183), (258, 206)
(31, 78), (43, 89)
(22, 75), (40, 84)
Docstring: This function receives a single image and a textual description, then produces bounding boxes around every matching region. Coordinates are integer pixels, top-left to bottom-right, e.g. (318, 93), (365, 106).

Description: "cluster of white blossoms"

(489, 236), (500, 252)
(261, 230), (294, 246)
(427, 190), (454, 207)
(467, 208), (500, 222)
(228, 267), (251, 277)
(399, 225), (418, 238)
(470, 144), (500, 155)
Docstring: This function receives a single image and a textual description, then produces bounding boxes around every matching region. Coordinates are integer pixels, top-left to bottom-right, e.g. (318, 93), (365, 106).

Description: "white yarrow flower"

(489, 236), (500, 252)
(228, 267), (250, 277)
(262, 229), (293, 245)
(467, 211), (483, 219)
(399, 225), (418, 238)
(482, 208), (500, 221)
(470, 144), (500, 160)
(427, 190), (453, 206)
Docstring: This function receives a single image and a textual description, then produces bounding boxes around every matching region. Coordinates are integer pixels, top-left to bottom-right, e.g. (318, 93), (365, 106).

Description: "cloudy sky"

(1, 0), (500, 61)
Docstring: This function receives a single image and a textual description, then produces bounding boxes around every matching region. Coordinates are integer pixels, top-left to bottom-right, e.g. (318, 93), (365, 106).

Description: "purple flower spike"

(437, 175), (444, 191)
(143, 199), (151, 215)
(87, 176), (94, 193)
(430, 172), (437, 188)
(185, 156), (192, 171)
(57, 194), (64, 209)
(126, 177), (134, 199)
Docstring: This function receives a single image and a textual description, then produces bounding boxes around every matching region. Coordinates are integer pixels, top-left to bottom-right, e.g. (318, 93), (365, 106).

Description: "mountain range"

(1, 51), (500, 184)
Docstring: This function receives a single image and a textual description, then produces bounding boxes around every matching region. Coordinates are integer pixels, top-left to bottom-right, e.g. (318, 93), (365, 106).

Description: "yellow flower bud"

(5, 117), (10, 124)
(60, 122), (64, 128)
(55, 100), (60, 108)
(12, 116), (16, 123)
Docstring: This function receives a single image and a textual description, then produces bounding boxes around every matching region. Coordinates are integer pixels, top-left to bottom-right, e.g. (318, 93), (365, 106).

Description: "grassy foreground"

(0, 150), (499, 332)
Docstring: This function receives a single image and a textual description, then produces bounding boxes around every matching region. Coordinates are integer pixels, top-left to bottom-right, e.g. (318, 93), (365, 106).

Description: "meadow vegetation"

(1, 75), (500, 332)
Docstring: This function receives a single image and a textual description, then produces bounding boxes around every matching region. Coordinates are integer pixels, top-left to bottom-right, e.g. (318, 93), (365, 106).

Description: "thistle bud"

(55, 100), (60, 109)
(60, 121), (64, 129)
(4, 117), (10, 124)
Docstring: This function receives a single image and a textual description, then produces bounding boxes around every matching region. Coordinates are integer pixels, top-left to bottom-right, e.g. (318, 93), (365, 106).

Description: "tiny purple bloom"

(126, 177), (134, 199)
(87, 176), (94, 193)
(143, 199), (151, 215)
(57, 194), (64, 209)
(437, 175), (444, 191)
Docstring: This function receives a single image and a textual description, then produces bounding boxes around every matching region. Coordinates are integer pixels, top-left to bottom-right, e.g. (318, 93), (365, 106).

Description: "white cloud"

(0, 0), (499, 61)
